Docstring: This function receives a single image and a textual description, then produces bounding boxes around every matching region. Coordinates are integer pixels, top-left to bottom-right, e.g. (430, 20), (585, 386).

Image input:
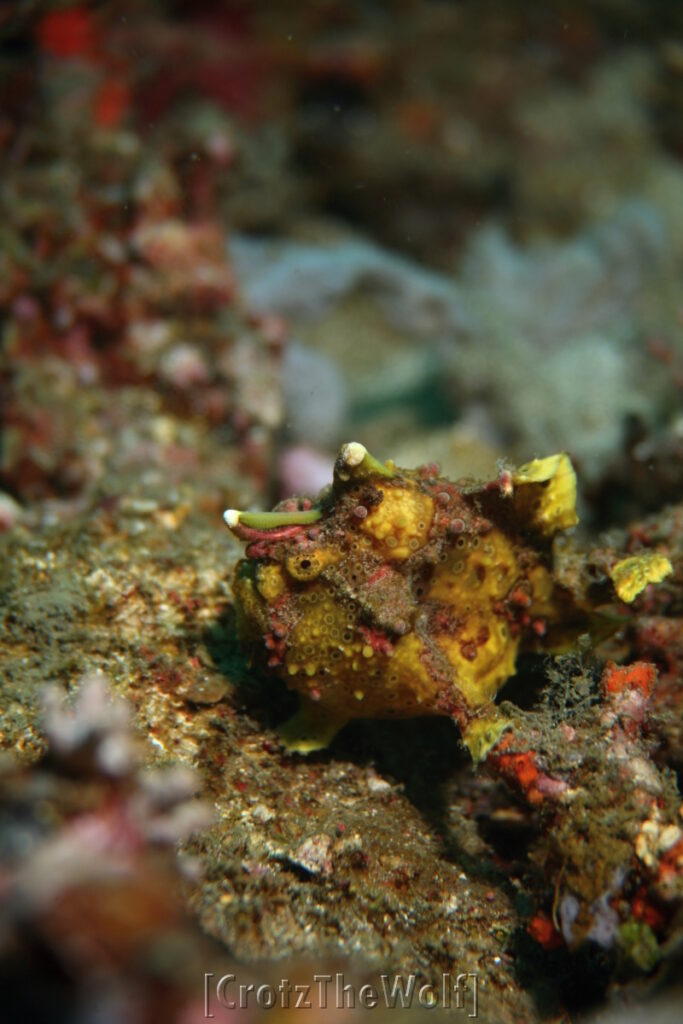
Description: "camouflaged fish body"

(224, 443), (635, 759)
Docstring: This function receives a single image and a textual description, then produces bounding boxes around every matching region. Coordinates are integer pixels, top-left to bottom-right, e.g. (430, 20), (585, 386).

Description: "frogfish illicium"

(224, 443), (671, 759)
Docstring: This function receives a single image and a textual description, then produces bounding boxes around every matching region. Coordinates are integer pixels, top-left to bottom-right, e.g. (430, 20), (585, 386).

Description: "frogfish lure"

(224, 443), (672, 760)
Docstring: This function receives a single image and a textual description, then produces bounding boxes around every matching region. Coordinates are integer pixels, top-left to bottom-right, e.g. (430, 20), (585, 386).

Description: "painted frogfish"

(224, 443), (672, 760)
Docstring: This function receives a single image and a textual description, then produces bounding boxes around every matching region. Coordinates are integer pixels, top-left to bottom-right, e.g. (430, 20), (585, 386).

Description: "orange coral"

(602, 661), (657, 697)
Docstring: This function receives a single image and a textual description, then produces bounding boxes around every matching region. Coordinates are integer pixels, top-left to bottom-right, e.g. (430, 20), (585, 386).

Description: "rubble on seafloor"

(4, 677), (472, 1023)
(0, 3), (682, 1023)
(1, 444), (681, 1022)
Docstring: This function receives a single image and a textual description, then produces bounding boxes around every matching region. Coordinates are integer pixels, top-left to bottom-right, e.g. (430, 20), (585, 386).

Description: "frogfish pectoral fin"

(277, 698), (349, 754)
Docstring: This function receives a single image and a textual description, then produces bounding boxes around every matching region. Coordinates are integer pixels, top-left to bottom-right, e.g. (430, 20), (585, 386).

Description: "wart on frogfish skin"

(223, 442), (672, 761)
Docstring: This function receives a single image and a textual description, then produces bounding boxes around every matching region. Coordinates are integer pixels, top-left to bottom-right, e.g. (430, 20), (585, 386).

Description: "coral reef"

(489, 658), (682, 968)
(0, 6), (283, 510)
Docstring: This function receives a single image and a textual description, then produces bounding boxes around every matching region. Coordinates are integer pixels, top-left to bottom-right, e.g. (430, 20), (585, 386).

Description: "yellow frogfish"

(224, 443), (671, 760)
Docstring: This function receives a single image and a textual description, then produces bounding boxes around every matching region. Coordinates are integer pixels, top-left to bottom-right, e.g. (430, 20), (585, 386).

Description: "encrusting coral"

(224, 442), (672, 760)
(492, 656), (683, 966)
